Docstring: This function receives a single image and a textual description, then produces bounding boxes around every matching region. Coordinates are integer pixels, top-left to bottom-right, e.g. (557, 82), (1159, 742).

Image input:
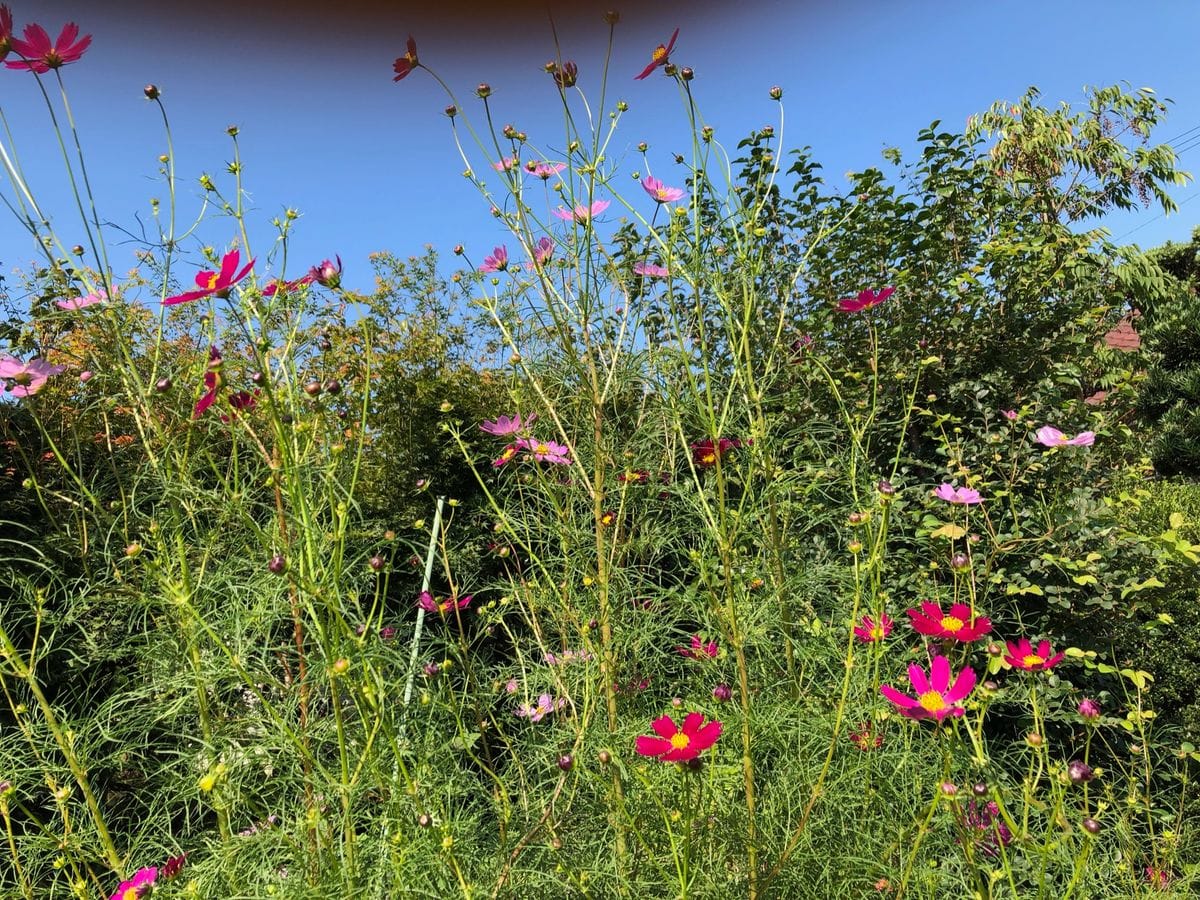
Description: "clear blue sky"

(2, 0), (1199, 302)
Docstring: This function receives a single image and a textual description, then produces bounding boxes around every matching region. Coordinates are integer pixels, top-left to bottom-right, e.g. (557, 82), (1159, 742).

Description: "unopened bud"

(144, 84), (160, 100)
(769, 85), (783, 100)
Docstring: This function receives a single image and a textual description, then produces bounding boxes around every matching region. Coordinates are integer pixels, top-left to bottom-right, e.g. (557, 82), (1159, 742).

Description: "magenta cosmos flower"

(493, 444), (519, 467)
(309, 255), (342, 288)
(262, 271), (314, 297)
(480, 412), (537, 437)
(1035, 425), (1095, 448)
(633, 261), (669, 278)
(6, 21), (91, 73)
(392, 35), (419, 81)
(635, 711), (721, 762)
(635, 27), (679, 80)
(552, 199), (610, 223)
(517, 437), (571, 464)
(528, 237), (554, 269)
(1004, 637), (1064, 672)
(880, 655), (976, 721)
(479, 245), (509, 273)
(417, 591), (472, 615)
(934, 483), (982, 505)
(194, 346), (225, 418)
(56, 288), (107, 310)
(163, 249), (255, 305)
(907, 600), (991, 643)
(676, 634), (718, 660)
(854, 613), (894, 643)
(642, 175), (685, 204)
(1, 355), (67, 397)
(109, 866), (157, 900)
(836, 287), (894, 313)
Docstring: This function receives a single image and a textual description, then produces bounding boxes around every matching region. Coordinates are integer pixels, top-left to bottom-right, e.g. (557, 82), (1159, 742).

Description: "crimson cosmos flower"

(907, 600), (992, 643)
(392, 35), (419, 81)
(163, 249), (255, 305)
(635, 711), (721, 762)
(5, 21), (92, 72)
(634, 28), (679, 80)
(691, 437), (746, 468)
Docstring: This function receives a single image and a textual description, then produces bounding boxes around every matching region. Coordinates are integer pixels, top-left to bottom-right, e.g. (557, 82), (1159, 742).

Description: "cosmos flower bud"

(144, 84), (160, 100)
(769, 85), (783, 100)
(476, 83), (492, 99)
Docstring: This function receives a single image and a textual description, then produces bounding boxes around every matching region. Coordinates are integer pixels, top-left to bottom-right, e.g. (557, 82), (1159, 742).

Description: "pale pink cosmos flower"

(527, 161), (566, 179)
(641, 175), (685, 204)
(479, 245), (509, 273)
(56, 288), (107, 310)
(1035, 426), (1095, 448)
(0, 355), (67, 397)
(552, 199), (610, 223)
(633, 261), (669, 278)
(492, 156), (520, 172)
(479, 412), (537, 436)
(1002, 409), (1017, 421)
(515, 693), (565, 722)
(934, 483), (982, 505)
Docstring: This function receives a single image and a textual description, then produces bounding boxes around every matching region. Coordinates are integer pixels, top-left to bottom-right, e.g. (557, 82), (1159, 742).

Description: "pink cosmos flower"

(1035, 426), (1095, 448)
(634, 27), (679, 80)
(635, 711), (721, 762)
(109, 866), (157, 900)
(0, 355), (67, 397)
(1004, 637), (1065, 672)
(480, 412), (538, 437)
(907, 600), (992, 643)
(880, 655), (976, 721)
(6, 21), (91, 73)
(417, 591), (472, 615)
(676, 634), (718, 660)
(309, 255), (342, 288)
(163, 249), (255, 305)
(934, 483), (982, 505)
(492, 156), (520, 172)
(641, 175), (685, 203)
(527, 161), (566, 179)
(836, 287), (894, 313)
(529, 237), (555, 268)
(853, 613), (894, 643)
(517, 437), (571, 464)
(552, 200), (610, 223)
(392, 35), (419, 81)
(515, 693), (565, 722)
(1002, 409), (1017, 421)
(0, 6), (13, 62)
(56, 289), (107, 310)
(633, 261), (669, 278)
(479, 245), (509, 273)
(1078, 698), (1101, 720)
(262, 272), (315, 297)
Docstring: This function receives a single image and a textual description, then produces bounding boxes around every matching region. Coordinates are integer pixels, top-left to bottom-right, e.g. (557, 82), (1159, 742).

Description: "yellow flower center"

(669, 732), (690, 750)
(1023, 654), (1044, 667)
(870, 625), (884, 640)
(206, 272), (221, 290)
(702, 452), (715, 464)
(652, 46), (669, 63)
(918, 691), (946, 713)
(656, 188), (670, 200)
(535, 442), (550, 454)
(121, 889), (139, 900)
(438, 599), (452, 613)
(940, 615), (964, 632)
